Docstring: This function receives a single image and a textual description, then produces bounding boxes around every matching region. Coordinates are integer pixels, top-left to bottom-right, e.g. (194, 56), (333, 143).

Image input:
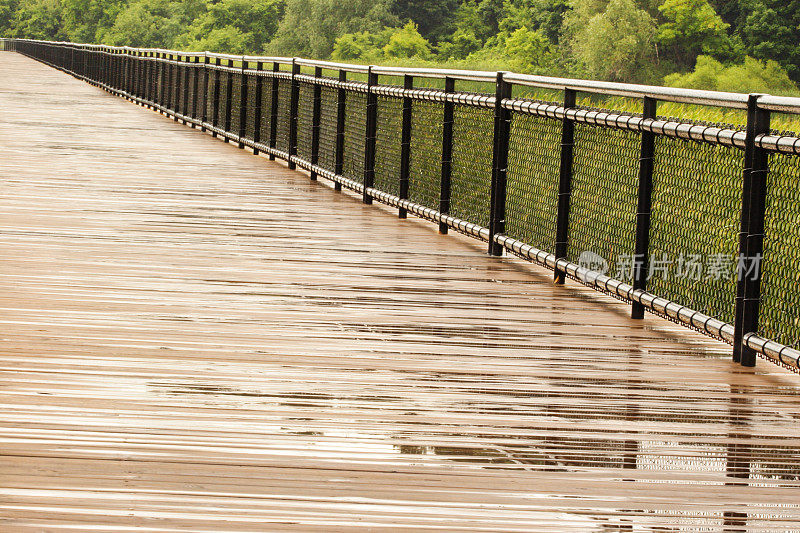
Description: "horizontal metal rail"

(7, 37), (800, 112)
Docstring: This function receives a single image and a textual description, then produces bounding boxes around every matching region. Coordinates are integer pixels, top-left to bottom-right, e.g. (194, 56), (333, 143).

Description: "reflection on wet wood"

(2, 52), (800, 531)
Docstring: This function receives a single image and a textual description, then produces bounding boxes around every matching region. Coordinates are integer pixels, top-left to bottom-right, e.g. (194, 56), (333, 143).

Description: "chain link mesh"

(409, 100), (443, 210)
(218, 71), (229, 130)
(318, 86), (337, 171)
(187, 66), (197, 119)
(648, 137), (743, 324)
(259, 78), (274, 145)
(180, 63), (189, 114)
(761, 153), (800, 345)
(229, 72), (242, 135)
(275, 78), (291, 152)
(244, 75), (257, 140)
(566, 122), (640, 278)
(343, 91), (366, 183)
(172, 63), (182, 113)
(505, 112), (562, 254)
(42, 44), (800, 359)
(296, 82), (314, 162)
(203, 70), (214, 121)
(450, 105), (495, 227)
(374, 96), (403, 194)
(167, 62), (176, 110)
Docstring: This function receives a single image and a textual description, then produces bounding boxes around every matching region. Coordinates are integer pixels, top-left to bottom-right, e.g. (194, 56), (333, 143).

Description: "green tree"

(331, 27), (394, 61)
(739, 1), (800, 82)
(103, 0), (183, 47)
(657, 0), (732, 68)
(664, 55), (800, 96)
(8, 0), (66, 39)
(267, 0), (398, 58)
(436, 28), (482, 59)
(175, 0), (284, 53)
(450, 0), (505, 43)
(391, 0), (456, 43)
(0, 0), (20, 36)
(502, 0), (570, 43)
(383, 21), (431, 59)
(566, 0), (657, 82)
(61, 0), (122, 42)
(331, 23), (431, 62)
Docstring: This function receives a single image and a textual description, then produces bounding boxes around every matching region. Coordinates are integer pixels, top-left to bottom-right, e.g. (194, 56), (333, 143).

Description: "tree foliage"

(267, 0), (397, 58)
(665, 55), (800, 95)
(566, 0), (657, 82)
(657, 0), (733, 68)
(2, 0), (799, 95)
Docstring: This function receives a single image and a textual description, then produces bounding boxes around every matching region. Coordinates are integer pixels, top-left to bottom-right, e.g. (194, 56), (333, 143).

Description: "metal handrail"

(7, 36), (800, 374)
(8, 37), (800, 112)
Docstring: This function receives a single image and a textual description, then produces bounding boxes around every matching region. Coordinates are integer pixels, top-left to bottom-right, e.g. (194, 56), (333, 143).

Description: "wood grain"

(1, 52), (800, 532)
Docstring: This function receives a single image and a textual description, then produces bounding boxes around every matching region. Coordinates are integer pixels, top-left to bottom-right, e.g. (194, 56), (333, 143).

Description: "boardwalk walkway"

(2, 52), (800, 531)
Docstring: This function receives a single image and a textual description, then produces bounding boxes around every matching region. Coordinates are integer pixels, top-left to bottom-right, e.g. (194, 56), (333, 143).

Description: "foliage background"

(1, 0), (799, 95)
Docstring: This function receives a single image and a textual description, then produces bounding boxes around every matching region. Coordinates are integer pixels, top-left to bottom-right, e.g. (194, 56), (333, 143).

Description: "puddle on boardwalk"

(149, 378), (800, 483)
(141, 377), (800, 528)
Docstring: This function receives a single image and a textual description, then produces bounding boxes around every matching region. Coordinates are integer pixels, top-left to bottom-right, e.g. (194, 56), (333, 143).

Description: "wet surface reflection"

(3, 52), (800, 531)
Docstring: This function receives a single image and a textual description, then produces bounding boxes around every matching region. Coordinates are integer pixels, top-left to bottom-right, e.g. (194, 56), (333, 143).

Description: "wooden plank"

(1, 52), (800, 531)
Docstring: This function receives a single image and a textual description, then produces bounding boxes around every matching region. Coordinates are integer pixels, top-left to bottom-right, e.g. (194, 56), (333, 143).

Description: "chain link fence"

(12, 39), (800, 372)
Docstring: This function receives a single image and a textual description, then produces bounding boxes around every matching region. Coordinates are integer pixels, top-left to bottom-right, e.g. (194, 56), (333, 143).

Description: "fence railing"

(5, 37), (800, 372)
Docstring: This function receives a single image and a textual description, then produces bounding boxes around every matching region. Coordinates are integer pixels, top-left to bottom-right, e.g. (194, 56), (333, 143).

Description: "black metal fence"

(5, 38), (800, 372)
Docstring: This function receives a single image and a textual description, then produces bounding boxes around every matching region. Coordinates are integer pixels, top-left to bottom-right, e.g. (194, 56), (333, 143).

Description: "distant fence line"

(4, 37), (800, 373)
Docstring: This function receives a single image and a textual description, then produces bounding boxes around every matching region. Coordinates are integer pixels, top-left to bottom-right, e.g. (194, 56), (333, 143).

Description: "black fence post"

(121, 49), (128, 95)
(269, 61), (280, 160)
(238, 58), (249, 148)
(439, 77), (455, 234)
(100, 47), (106, 86)
(139, 50), (146, 103)
(334, 69), (347, 191)
(488, 72), (512, 256)
(310, 66), (323, 180)
(107, 47), (112, 87)
(128, 49), (135, 97)
(154, 51), (160, 106)
(223, 58), (234, 141)
(288, 58), (301, 169)
(172, 54), (181, 121)
(131, 49), (138, 98)
(111, 48), (117, 90)
(399, 74), (413, 219)
(103, 47), (110, 87)
(252, 61), (264, 155)
(554, 88), (577, 282)
(211, 57), (221, 137)
(200, 54), (210, 131)
(143, 51), (151, 105)
(138, 50), (144, 99)
(191, 55), (200, 127)
(735, 95), (771, 366)
(113, 48), (119, 90)
(164, 53), (172, 111)
(85, 47), (90, 84)
(119, 49), (125, 92)
(118, 48), (124, 91)
(181, 56), (190, 122)
(159, 52), (167, 111)
(631, 96), (657, 319)
(363, 67), (378, 204)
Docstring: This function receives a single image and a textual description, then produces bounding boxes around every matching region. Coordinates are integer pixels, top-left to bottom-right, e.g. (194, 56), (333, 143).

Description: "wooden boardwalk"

(2, 52), (800, 531)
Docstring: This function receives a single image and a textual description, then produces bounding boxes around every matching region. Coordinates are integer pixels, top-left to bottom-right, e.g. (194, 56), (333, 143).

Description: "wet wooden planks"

(1, 52), (800, 531)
